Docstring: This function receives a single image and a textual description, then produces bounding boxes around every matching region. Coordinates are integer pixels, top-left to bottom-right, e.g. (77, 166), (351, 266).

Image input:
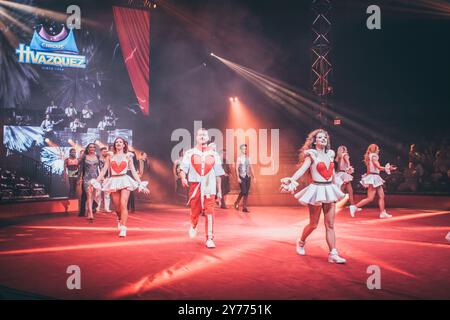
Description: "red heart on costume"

(111, 161), (127, 174)
(191, 154), (215, 176)
(316, 162), (334, 180)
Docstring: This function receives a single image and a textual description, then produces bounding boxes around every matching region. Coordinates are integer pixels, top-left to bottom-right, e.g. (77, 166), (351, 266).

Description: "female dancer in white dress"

(351, 144), (397, 219)
(281, 129), (347, 264)
(91, 137), (149, 237)
(335, 146), (359, 217)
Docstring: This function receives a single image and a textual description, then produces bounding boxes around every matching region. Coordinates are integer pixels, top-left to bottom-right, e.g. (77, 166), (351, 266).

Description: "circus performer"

(79, 143), (100, 222)
(91, 137), (149, 237)
(335, 145), (360, 217)
(280, 129), (347, 264)
(179, 128), (225, 248)
(351, 144), (397, 219)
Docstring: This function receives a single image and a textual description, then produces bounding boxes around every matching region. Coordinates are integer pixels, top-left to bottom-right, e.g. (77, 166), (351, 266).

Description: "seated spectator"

(397, 162), (419, 192)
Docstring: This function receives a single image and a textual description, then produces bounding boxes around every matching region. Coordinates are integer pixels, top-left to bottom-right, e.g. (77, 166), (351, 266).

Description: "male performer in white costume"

(179, 128), (225, 248)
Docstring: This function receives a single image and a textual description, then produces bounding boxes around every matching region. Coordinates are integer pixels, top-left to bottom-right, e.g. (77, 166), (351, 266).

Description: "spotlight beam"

(211, 53), (402, 149)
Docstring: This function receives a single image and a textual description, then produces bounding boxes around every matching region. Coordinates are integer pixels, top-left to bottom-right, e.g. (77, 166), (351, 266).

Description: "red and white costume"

(335, 152), (354, 183)
(181, 147), (225, 239)
(360, 153), (390, 188)
(92, 153), (148, 192)
(282, 149), (345, 206)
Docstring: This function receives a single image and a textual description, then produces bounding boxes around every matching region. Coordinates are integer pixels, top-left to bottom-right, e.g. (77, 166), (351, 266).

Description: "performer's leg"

(300, 205), (321, 242)
(323, 202), (346, 263)
(346, 183), (355, 205)
(220, 195), (226, 208)
(69, 178), (76, 198)
(111, 192), (121, 222)
(355, 185), (376, 209)
(323, 203), (336, 251)
(242, 177), (251, 211)
(376, 186), (385, 212)
(203, 197), (215, 240)
(79, 187), (86, 217)
(120, 189), (131, 226)
(104, 192), (111, 211)
(234, 193), (243, 208)
(86, 187), (94, 220)
(97, 190), (103, 211)
(189, 184), (201, 229)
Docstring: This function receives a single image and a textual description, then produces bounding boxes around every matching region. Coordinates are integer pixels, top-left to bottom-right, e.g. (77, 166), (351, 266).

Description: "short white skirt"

(102, 175), (139, 192)
(294, 183), (345, 206)
(335, 171), (353, 183)
(360, 174), (384, 188)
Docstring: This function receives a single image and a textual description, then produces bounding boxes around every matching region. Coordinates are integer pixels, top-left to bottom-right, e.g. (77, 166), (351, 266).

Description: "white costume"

(281, 149), (344, 206)
(360, 153), (390, 188)
(335, 152), (354, 183)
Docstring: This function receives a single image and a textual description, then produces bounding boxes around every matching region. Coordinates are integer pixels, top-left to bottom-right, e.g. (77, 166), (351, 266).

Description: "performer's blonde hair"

(297, 129), (331, 165)
(364, 144), (379, 166)
(297, 129), (331, 183)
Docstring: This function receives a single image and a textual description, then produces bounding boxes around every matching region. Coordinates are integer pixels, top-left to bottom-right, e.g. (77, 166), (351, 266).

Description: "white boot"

(119, 225), (127, 237)
(349, 205), (357, 217)
(189, 225), (197, 239)
(296, 239), (306, 256)
(105, 195), (111, 212)
(379, 210), (393, 219)
(206, 238), (216, 248)
(328, 248), (346, 264)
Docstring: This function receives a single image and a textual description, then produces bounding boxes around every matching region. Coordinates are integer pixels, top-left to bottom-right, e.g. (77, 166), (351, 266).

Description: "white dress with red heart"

(101, 153), (140, 192)
(360, 153), (385, 188)
(294, 149), (345, 206)
(335, 152), (354, 183)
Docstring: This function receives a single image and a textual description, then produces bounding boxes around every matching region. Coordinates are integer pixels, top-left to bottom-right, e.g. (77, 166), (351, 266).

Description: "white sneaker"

(105, 209), (112, 213)
(205, 239), (216, 248)
(349, 205), (357, 217)
(328, 249), (346, 264)
(119, 225), (127, 237)
(445, 232), (450, 242)
(189, 226), (197, 239)
(379, 210), (393, 219)
(296, 239), (305, 256)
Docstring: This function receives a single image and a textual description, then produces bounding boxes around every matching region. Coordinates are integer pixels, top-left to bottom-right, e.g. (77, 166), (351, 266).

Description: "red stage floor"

(0, 204), (449, 299)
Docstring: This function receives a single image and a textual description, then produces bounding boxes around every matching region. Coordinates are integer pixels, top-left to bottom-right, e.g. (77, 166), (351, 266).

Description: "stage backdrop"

(113, 6), (150, 116)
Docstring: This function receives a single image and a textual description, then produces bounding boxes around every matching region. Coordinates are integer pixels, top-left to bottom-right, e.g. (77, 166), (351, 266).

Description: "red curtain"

(112, 6), (150, 115)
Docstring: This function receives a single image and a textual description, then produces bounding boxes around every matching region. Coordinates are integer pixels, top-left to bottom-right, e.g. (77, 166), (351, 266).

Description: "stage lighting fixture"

(153, 4), (157, 8)
(68, 139), (73, 144)
(44, 138), (50, 143)
(234, 97), (239, 102)
(210, 52), (215, 57)
(229, 97), (233, 102)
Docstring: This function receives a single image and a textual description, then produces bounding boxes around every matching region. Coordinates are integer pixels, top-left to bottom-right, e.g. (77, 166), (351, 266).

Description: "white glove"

(280, 177), (299, 193)
(138, 181), (149, 192)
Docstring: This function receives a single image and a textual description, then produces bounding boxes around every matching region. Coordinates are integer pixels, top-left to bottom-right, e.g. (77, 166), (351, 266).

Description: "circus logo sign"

(15, 24), (86, 69)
